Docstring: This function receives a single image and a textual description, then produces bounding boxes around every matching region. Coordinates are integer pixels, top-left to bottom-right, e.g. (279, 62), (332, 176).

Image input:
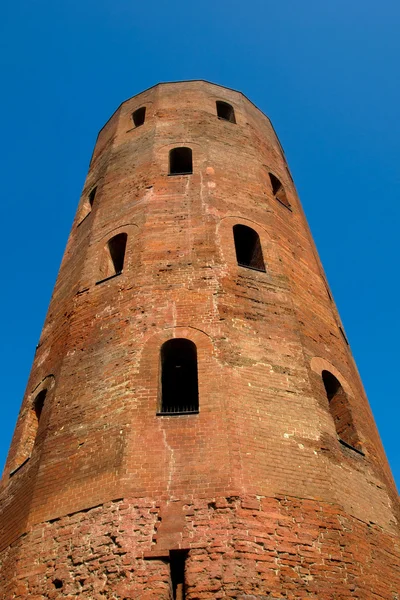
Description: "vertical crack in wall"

(162, 427), (176, 497)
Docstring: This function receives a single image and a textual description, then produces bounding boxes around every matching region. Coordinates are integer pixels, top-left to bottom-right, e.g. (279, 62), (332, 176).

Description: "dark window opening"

(34, 389), (47, 422)
(269, 173), (290, 208)
(30, 388), (47, 449)
(108, 233), (127, 275)
(132, 107), (146, 127)
(169, 148), (193, 175)
(88, 187), (97, 208)
(233, 224), (265, 272)
(216, 101), (236, 123)
(78, 186), (97, 225)
(96, 233), (128, 283)
(322, 370), (361, 451)
(10, 382), (53, 475)
(53, 579), (63, 590)
(170, 550), (188, 600)
(159, 339), (199, 414)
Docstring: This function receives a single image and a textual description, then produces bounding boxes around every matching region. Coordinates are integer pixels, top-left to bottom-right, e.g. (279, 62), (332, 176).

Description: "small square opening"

(216, 101), (236, 123)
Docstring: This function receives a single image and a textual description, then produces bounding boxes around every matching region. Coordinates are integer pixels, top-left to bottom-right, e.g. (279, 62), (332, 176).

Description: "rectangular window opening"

(169, 148), (193, 176)
(159, 339), (199, 414)
(132, 107), (146, 127)
(216, 101), (236, 123)
(233, 224), (266, 272)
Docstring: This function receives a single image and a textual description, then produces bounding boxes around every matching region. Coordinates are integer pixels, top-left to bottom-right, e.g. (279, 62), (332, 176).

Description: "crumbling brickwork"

(1, 496), (399, 599)
(1, 81), (399, 598)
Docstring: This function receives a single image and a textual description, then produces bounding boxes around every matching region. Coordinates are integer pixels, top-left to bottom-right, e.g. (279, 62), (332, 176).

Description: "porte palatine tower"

(1, 81), (399, 599)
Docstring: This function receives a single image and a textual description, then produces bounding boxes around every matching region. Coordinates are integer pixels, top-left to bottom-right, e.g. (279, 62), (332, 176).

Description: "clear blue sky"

(1, 1), (399, 488)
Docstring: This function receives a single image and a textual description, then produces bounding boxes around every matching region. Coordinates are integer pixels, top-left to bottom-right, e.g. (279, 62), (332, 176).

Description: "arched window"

(9, 386), (50, 476)
(233, 225), (265, 272)
(78, 186), (97, 225)
(107, 233), (127, 275)
(97, 233), (127, 282)
(269, 173), (290, 209)
(159, 339), (199, 414)
(132, 107), (146, 127)
(34, 389), (46, 422)
(169, 147), (193, 176)
(322, 370), (362, 451)
(30, 389), (47, 450)
(216, 101), (236, 123)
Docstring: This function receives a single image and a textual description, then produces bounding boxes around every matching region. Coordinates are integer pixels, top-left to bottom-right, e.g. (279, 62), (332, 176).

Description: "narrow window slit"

(170, 550), (188, 600)
(88, 187), (97, 208)
(78, 186), (98, 225)
(30, 388), (47, 450)
(34, 389), (46, 423)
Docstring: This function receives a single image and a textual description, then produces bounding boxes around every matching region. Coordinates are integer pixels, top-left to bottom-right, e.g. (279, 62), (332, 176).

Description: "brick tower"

(1, 81), (399, 600)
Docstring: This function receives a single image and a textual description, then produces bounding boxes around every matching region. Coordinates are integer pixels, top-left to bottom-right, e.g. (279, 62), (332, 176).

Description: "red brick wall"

(1, 81), (399, 596)
(1, 495), (399, 599)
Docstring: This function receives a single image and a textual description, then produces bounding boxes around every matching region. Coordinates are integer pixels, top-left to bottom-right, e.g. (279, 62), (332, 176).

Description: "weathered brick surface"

(1, 81), (399, 596)
(1, 495), (399, 599)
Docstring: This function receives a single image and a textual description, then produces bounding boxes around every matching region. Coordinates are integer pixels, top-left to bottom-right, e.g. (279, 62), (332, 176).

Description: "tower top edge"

(95, 79), (275, 139)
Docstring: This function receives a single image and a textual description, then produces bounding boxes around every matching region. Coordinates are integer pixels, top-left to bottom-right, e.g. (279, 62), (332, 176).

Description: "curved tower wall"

(1, 81), (399, 599)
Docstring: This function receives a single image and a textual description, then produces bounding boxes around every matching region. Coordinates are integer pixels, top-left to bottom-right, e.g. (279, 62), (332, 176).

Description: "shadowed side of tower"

(0, 81), (399, 599)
